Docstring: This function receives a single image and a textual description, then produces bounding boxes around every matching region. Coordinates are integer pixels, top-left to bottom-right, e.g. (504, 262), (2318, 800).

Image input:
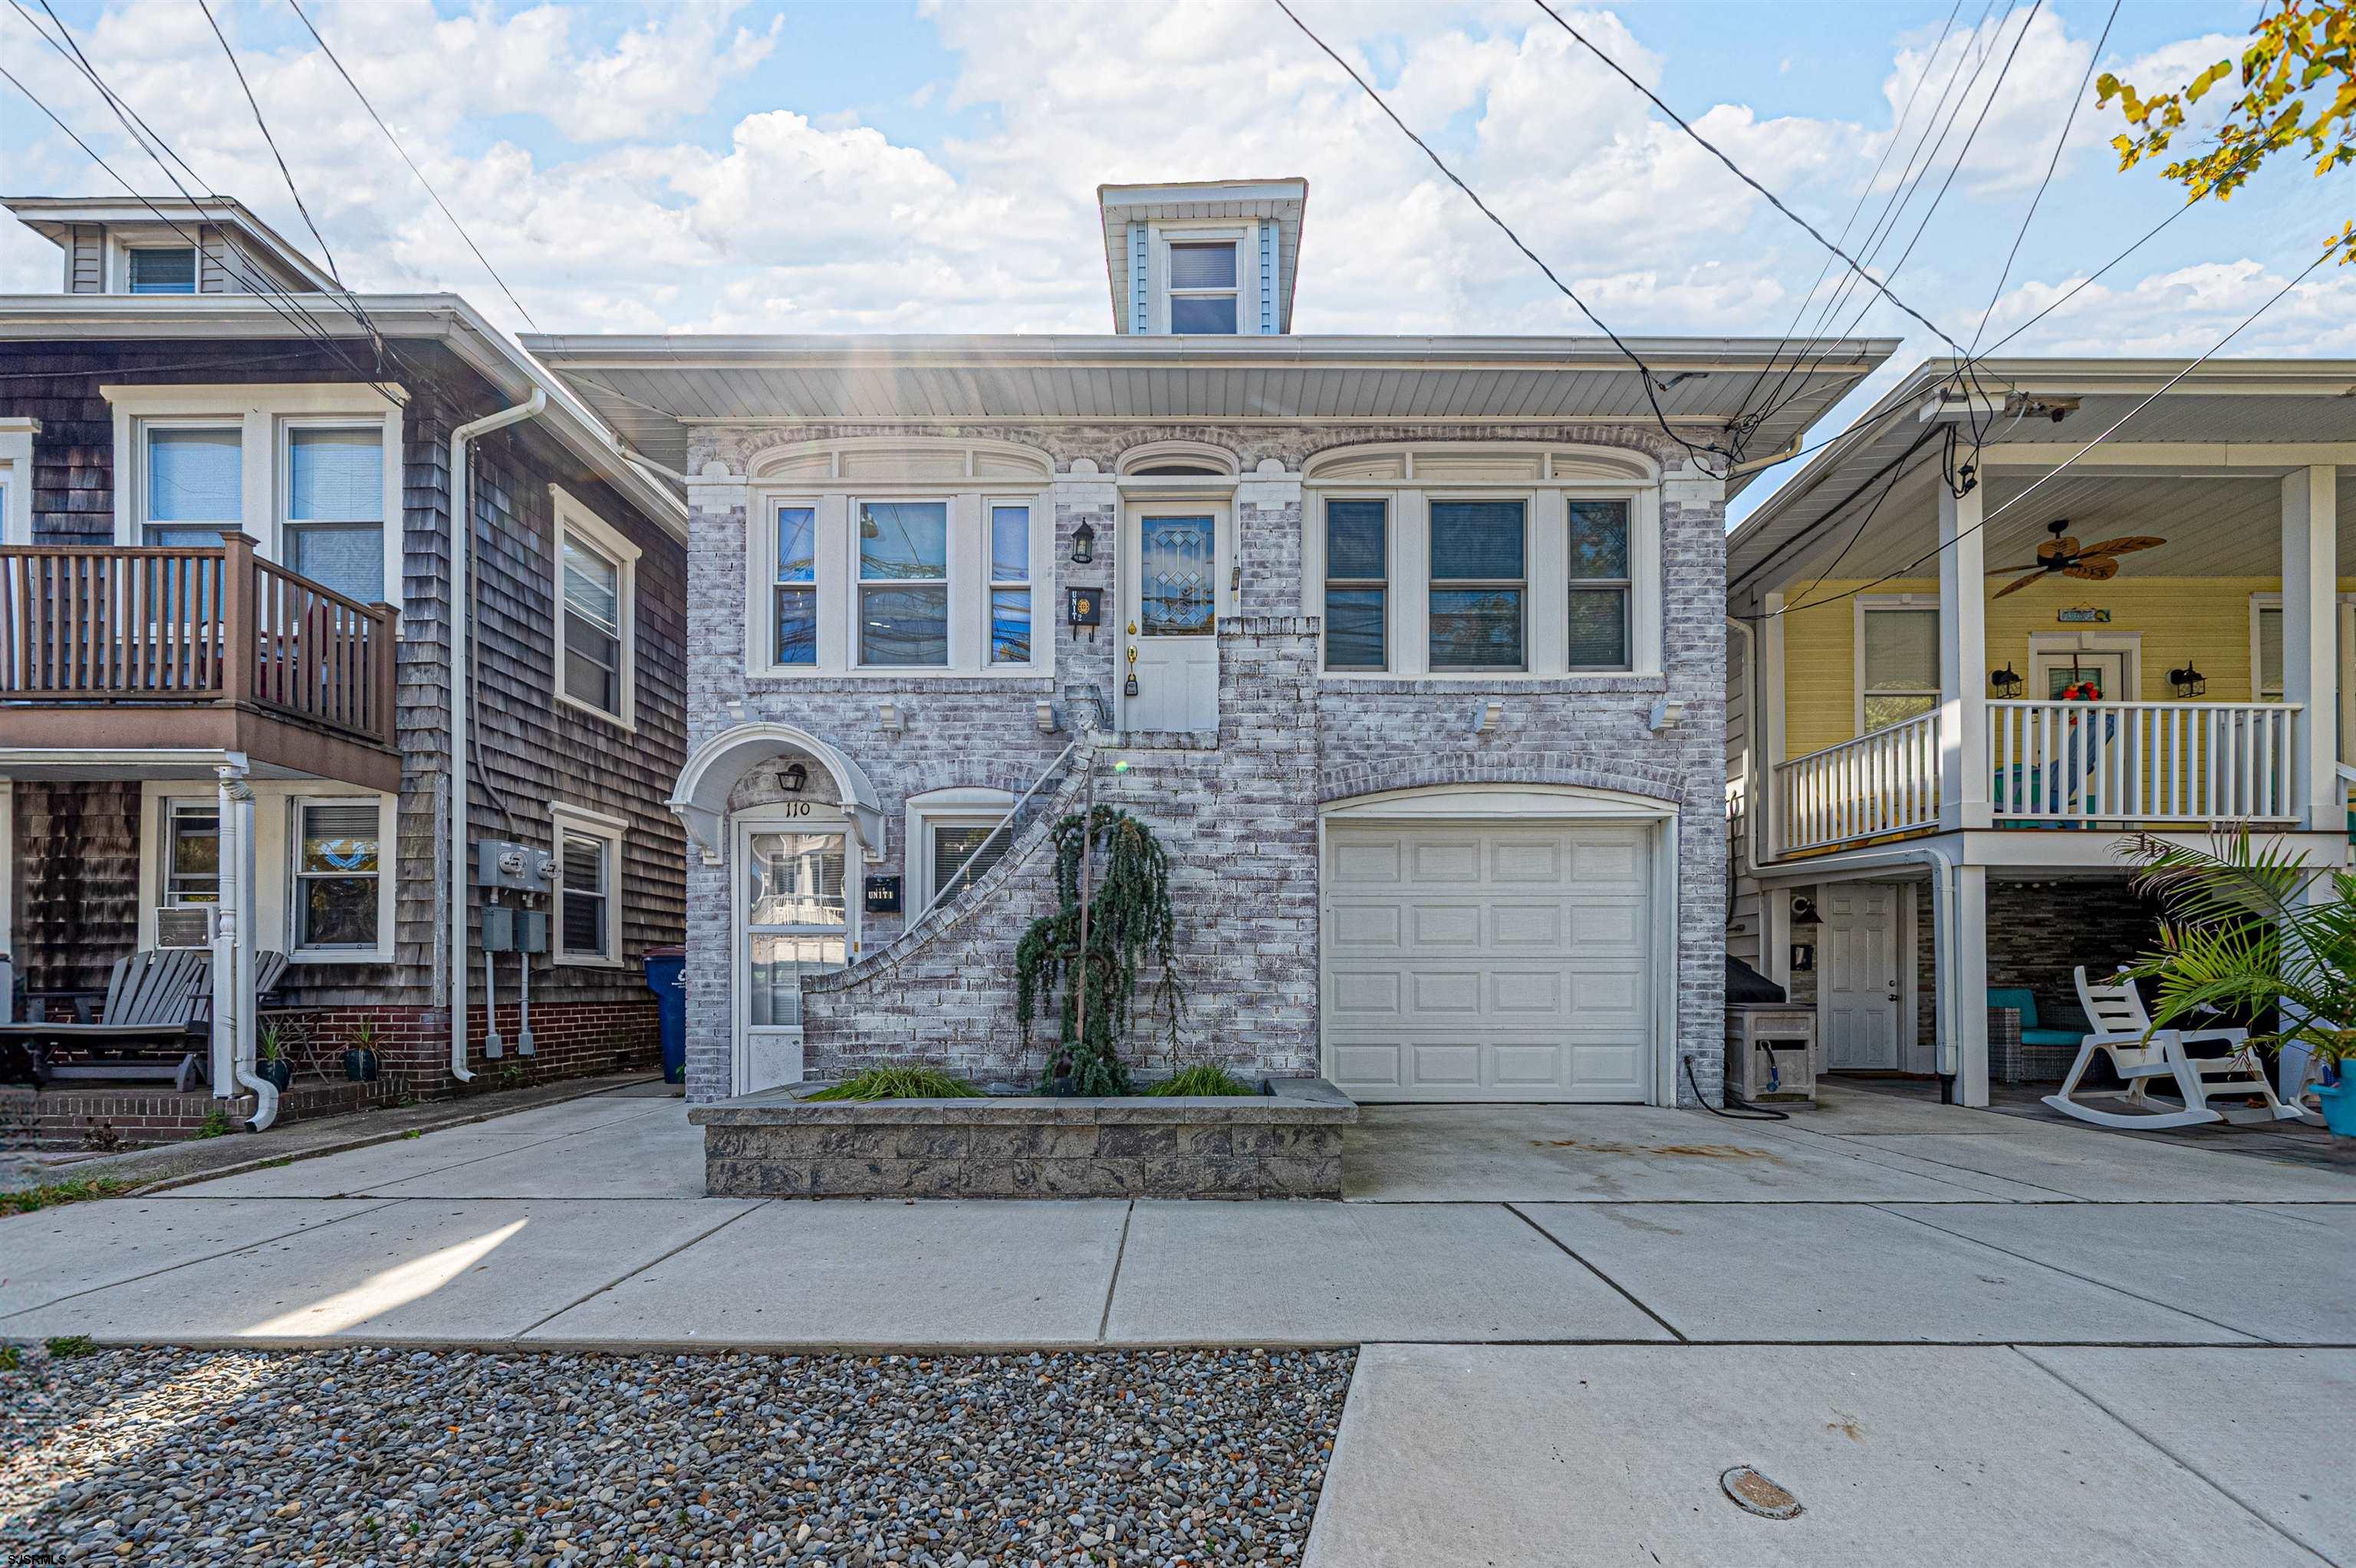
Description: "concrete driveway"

(5, 1080), (2349, 1565)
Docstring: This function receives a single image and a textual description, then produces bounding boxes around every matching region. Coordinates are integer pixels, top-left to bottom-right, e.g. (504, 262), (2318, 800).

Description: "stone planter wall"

(693, 1078), (1355, 1199)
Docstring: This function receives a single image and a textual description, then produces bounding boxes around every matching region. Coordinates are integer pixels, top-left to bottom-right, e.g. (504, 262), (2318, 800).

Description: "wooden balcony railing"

(1777, 710), (1943, 853)
(0, 536), (397, 749)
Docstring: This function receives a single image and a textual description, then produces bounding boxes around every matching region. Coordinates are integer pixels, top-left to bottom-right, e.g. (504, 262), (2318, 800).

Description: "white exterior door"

(1322, 820), (1654, 1102)
(1821, 882), (1901, 1070)
(734, 810), (852, 1095)
(1122, 507), (1221, 731)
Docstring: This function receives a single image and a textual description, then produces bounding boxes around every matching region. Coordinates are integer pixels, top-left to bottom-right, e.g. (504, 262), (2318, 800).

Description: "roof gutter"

(446, 389), (545, 1086)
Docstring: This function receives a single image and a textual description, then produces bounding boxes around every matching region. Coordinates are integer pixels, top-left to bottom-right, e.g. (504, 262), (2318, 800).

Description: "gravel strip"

(1, 1343), (1352, 1566)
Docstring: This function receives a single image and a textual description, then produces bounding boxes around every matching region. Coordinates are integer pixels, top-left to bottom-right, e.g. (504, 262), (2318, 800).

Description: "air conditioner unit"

(156, 905), (221, 950)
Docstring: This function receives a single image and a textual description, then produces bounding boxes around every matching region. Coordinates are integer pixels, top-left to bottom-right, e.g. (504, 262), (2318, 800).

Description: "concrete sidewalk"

(5, 1082), (2348, 1565)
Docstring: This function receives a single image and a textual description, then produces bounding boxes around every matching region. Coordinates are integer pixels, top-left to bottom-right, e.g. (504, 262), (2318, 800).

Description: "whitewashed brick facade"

(679, 421), (1728, 1106)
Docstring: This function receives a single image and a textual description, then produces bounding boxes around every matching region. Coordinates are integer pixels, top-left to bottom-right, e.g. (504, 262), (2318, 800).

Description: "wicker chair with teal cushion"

(1988, 987), (2088, 1083)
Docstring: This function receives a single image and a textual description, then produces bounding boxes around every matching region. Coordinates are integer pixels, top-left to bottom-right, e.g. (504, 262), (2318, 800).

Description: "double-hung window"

(294, 800), (381, 952)
(989, 505), (1032, 665)
(774, 505), (817, 665)
(144, 427), (242, 548)
(551, 807), (627, 966)
(929, 820), (1009, 907)
(1429, 500), (1526, 671)
(127, 246), (196, 294)
(284, 426), (385, 603)
(1166, 242), (1239, 334)
(554, 494), (639, 726)
(1323, 498), (1388, 671)
(857, 500), (949, 666)
(162, 800), (222, 906)
(1859, 604), (1940, 732)
(1565, 500), (1632, 671)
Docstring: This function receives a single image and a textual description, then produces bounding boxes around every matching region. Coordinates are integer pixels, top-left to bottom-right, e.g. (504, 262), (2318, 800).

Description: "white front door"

(735, 816), (851, 1095)
(1821, 882), (1901, 1070)
(1322, 820), (1654, 1102)
(1122, 506), (1222, 731)
(2028, 648), (2131, 702)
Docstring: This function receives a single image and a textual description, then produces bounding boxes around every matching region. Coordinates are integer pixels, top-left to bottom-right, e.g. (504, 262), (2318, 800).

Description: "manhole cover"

(1721, 1465), (1803, 1519)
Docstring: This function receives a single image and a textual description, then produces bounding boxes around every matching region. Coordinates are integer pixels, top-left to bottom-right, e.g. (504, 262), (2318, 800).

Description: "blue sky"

(5, 2), (2347, 518)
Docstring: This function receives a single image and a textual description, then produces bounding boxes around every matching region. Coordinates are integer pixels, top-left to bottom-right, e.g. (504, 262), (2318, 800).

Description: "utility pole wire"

(1268, 0), (1742, 475)
(1528, 0), (1974, 361)
(286, 0), (541, 335)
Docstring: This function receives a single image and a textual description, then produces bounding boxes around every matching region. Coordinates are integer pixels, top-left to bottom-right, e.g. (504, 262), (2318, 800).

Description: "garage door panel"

(1324, 818), (1654, 1104)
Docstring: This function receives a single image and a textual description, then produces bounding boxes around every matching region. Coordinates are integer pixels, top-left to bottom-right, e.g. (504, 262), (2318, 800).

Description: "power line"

(1268, 0), (1742, 475)
(1528, 0), (1975, 361)
(285, 0), (541, 334)
(1758, 232), (2348, 622)
(7, 2), (403, 395)
(1969, 0), (2118, 353)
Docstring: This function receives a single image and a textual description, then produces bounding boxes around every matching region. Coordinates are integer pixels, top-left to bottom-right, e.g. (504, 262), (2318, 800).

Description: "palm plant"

(2122, 829), (2356, 1070)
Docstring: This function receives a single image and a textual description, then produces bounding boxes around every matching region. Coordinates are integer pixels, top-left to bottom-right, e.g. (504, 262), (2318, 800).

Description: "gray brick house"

(525, 179), (1893, 1108)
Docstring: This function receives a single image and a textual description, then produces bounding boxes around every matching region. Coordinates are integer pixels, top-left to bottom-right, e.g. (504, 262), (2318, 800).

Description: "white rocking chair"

(2041, 966), (2307, 1130)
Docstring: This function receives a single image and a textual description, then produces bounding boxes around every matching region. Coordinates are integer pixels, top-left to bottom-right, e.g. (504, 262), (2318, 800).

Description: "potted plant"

(2127, 830), (2356, 1136)
(342, 1021), (380, 1083)
(255, 1022), (292, 1093)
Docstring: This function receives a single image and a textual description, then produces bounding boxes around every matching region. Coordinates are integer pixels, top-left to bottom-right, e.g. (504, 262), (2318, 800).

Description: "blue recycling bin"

(644, 946), (686, 1086)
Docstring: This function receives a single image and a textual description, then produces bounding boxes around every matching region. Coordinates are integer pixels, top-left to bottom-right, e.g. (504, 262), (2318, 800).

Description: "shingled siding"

(679, 422), (1729, 1106)
(0, 340), (685, 1094)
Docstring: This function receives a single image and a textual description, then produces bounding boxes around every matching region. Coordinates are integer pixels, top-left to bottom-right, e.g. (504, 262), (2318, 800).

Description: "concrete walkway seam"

(508, 1199), (775, 1342)
(1094, 1201), (1135, 1343)
(1500, 1201), (1688, 1343)
(2010, 1345), (2341, 1566)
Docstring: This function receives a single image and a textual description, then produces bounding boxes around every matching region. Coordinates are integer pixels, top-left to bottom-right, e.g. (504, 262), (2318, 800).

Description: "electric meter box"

(475, 840), (555, 893)
(479, 908), (549, 954)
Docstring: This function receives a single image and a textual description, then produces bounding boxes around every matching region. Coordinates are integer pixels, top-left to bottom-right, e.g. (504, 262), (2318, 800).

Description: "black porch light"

(779, 761), (809, 793)
(1989, 662), (2025, 699)
(2167, 662), (2208, 699)
(1068, 518), (1097, 565)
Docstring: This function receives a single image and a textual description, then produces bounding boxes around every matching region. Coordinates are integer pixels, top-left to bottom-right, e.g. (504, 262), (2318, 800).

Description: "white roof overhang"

(518, 333), (1900, 478)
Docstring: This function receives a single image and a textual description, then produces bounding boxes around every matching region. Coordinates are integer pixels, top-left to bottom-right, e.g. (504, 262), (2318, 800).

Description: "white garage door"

(1322, 820), (1654, 1102)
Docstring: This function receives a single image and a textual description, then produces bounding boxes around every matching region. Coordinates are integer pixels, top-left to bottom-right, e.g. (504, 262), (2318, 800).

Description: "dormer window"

(127, 246), (196, 294)
(1167, 242), (1239, 334)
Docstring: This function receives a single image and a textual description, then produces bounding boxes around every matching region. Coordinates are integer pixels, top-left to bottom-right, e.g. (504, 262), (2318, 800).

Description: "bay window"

(857, 500), (949, 667)
(1429, 500), (1526, 672)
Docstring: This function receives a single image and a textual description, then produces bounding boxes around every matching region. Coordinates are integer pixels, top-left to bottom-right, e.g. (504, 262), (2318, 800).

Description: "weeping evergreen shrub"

(1013, 806), (1183, 1095)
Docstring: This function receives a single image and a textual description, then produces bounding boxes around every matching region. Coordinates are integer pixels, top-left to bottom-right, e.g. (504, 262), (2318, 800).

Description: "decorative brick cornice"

(1318, 752), (1686, 807)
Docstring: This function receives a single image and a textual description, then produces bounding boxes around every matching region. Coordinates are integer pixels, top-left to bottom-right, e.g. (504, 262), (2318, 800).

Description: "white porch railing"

(1777, 710), (1942, 853)
(1988, 699), (2302, 825)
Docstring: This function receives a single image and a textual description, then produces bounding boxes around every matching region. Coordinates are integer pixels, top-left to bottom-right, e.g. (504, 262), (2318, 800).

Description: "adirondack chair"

(0, 948), (288, 1092)
(2041, 965), (2306, 1130)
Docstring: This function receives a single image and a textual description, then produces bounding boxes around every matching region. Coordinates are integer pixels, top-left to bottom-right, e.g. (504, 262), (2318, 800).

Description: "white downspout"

(216, 764), (276, 1130)
(447, 390), (545, 1086)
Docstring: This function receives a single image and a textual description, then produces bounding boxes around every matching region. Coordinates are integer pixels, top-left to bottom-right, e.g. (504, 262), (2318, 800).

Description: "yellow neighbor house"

(1726, 357), (2354, 1109)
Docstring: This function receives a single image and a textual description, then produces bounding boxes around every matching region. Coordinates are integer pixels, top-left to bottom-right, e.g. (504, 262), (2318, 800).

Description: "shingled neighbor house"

(1, 196), (688, 1143)
(524, 179), (1895, 1108)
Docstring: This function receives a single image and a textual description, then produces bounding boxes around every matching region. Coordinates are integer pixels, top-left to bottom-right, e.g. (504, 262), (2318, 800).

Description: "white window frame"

(986, 499), (1035, 668)
(279, 417), (394, 606)
(1299, 446), (1661, 679)
(551, 803), (628, 969)
(0, 416), (35, 544)
(855, 494), (955, 671)
(1853, 595), (1941, 736)
(772, 498), (821, 668)
(1564, 497), (1634, 674)
(123, 243), (199, 294)
(1150, 222), (1262, 337)
(1426, 491), (1532, 675)
(136, 782), (397, 963)
(288, 794), (393, 958)
(104, 383), (404, 606)
(741, 441), (1053, 680)
(553, 485), (641, 730)
(2250, 593), (2356, 761)
(160, 796), (222, 909)
(1321, 493), (1390, 673)
(904, 786), (1015, 910)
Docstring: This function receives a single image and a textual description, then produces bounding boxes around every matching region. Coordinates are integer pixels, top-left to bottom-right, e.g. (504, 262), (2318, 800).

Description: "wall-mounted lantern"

(2167, 662), (2207, 699)
(1068, 518), (1097, 565)
(778, 761), (808, 794)
(1989, 663), (2025, 699)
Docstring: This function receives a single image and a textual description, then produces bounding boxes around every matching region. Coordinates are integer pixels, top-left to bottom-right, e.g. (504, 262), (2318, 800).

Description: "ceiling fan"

(1988, 519), (2167, 599)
